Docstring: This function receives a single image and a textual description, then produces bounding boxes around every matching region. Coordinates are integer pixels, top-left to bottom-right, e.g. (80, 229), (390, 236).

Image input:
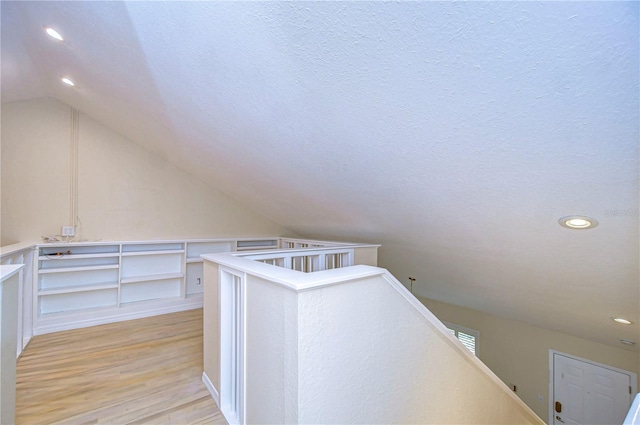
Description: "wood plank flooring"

(15, 309), (226, 425)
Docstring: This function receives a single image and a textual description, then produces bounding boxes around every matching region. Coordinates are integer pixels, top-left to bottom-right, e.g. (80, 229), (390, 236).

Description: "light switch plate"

(61, 226), (75, 236)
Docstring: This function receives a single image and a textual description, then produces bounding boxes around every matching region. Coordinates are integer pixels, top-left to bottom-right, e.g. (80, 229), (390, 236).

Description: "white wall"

(420, 297), (640, 421)
(1, 98), (288, 245)
(296, 275), (543, 425)
(1, 99), (70, 244)
(245, 276), (299, 424)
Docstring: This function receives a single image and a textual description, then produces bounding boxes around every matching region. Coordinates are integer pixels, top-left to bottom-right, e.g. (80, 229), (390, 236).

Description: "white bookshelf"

(37, 245), (120, 318)
(33, 238), (281, 334)
(120, 242), (185, 304)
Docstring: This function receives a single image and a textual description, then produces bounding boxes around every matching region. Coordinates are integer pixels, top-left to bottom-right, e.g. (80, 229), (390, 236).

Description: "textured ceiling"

(2, 1), (639, 350)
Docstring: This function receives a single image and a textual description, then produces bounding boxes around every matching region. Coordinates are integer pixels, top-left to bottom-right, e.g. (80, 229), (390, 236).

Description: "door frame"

(548, 350), (638, 425)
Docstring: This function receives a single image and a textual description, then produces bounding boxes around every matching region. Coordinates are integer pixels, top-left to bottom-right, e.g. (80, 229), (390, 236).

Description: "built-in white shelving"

(39, 264), (120, 274)
(120, 272), (185, 284)
(38, 282), (119, 296)
(33, 238), (284, 334)
(37, 244), (121, 320)
(236, 239), (278, 251)
(39, 252), (119, 260)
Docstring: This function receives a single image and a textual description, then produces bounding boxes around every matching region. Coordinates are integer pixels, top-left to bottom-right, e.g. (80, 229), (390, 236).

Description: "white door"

(551, 351), (635, 425)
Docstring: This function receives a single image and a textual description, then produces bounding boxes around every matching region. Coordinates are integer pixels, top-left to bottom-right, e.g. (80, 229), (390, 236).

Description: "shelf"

(38, 282), (119, 296)
(119, 295), (183, 307)
(121, 243), (184, 253)
(186, 241), (233, 258)
(39, 264), (120, 274)
(38, 287), (119, 315)
(186, 258), (204, 264)
(39, 253), (120, 261)
(236, 239), (279, 251)
(236, 244), (279, 251)
(120, 278), (181, 304)
(39, 245), (120, 256)
(38, 304), (118, 320)
(120, 272), (184, 284)
(121, 249), (184, 257)
(236, 246), (279, 252)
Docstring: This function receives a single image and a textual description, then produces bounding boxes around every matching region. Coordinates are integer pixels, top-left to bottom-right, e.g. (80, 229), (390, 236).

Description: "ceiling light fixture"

(558, 215), (598, 230)
(613, 318), (632, 325)
(45, 27), (64, 41)
(61, 77), (75, 87)
(620, 339), (636, 346)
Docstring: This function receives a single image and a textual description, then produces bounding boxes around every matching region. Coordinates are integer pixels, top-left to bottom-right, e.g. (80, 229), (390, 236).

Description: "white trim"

(219, 267), (246, 425)
(34, 295), (203, 335)
(548, 350), (638, 425)
(202, 372), (220, 407)
(0, 242), (39, 258)
(0, 265), (24, 281)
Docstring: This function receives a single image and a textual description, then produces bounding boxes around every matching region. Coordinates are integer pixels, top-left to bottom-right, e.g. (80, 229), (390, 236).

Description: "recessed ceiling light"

(45, 27), (64, 41)
(620, 339), (636, 346)
(613, 318), (632, 325)
(61, 77), (75, 87)
(558, 215), (598, 230)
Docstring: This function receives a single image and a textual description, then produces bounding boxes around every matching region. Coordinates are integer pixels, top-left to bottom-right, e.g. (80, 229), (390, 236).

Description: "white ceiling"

(2, 1), (638, 351)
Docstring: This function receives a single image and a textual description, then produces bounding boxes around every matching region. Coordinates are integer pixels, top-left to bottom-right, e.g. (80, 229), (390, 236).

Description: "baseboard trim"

(202, 371), (220, 407)
(34, 295), (203, 335)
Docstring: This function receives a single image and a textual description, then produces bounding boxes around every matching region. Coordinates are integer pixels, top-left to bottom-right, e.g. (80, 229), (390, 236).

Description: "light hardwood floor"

(16, 309), (226, 425)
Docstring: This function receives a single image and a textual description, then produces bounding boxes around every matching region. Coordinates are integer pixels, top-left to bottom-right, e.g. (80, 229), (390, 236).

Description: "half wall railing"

(0, 243), (37, 357)
(240, 247), (354, 272)
(201, 241), (545, 425)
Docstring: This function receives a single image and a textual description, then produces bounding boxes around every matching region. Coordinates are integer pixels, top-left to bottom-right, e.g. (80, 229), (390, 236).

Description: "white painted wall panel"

(244, 275), (298, 424)
(295, 275), (543, 424)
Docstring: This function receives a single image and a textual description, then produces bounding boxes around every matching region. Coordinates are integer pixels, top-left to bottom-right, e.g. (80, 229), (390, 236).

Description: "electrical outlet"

(61, 226), (75, 236)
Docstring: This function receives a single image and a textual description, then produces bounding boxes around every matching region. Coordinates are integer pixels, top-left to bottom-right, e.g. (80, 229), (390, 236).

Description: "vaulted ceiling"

(2, 1), (638, 350)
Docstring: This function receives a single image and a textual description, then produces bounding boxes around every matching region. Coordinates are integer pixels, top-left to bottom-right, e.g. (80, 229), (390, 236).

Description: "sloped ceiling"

(2, 1), (638, 350)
